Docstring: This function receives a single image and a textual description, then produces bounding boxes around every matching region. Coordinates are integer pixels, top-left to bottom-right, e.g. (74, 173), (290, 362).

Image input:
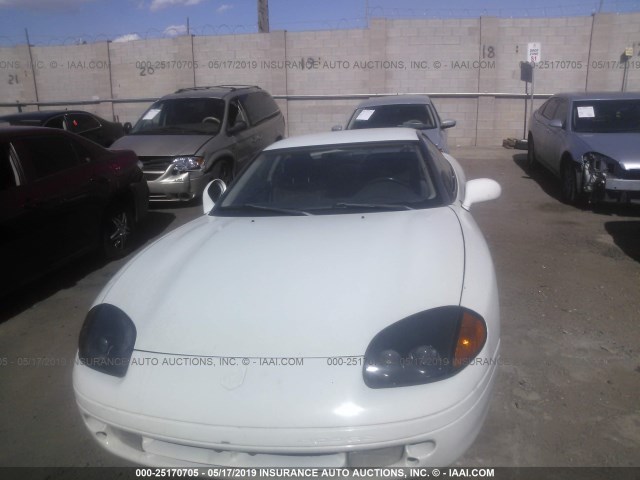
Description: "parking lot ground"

(0, 147), (639, 468)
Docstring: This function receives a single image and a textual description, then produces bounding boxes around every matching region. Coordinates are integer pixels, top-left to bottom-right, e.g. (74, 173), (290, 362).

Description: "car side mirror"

(202, 179), (227, 214)
(462, 178), (501, 211)
(123, 122), (132, 134)
(549, 119), (563, 129)
(331, 125), (343, 131)
(228, 121), (247, 135)
(440, 119), (456, 129)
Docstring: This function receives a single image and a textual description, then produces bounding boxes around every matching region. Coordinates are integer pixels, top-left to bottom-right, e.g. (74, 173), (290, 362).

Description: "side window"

(227, 100), (249, 129)
(0, 142), (21, 191)
(553, 100), (568, 125)
(541, 98), (559, 120)
(427, 104), (442, 126)
(239, 92), (279, 125)
(66, 113), (100, 134)
(13, 135), (82, 180)
(44, 115), (65, 129)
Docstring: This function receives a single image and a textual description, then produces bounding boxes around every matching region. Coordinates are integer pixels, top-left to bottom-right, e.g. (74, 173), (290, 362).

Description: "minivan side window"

(239, 92), (279, 125)
(228, 100), (249, 129)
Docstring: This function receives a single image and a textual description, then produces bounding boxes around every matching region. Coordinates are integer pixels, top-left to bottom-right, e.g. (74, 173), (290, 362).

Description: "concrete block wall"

(586, 12), (640, 92)
(1, 13), (639, 145)
(286, 99), (362, 136)
(0, 45), (36, 116)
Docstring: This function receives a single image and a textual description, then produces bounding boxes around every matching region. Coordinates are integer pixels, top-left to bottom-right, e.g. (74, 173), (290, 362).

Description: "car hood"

(110, 134), (214, 157)
(98, 208), (465, 358)
(576, 132), (640, 168)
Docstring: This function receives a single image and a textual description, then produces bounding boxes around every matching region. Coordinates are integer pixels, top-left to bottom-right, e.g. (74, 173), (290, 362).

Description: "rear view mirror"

(331, 125), (343, 131)
(462, 178), (501, 211)
(549, 119), (563, 129)
(123, 122), (132, 134)
(202, 179), (227, 214)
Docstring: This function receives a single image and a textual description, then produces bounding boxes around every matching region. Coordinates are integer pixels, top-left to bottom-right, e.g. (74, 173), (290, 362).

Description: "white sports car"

(73, 128), (501, 467)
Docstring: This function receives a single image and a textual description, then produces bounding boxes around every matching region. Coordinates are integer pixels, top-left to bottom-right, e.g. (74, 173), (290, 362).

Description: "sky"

(0, 0), (639, 46)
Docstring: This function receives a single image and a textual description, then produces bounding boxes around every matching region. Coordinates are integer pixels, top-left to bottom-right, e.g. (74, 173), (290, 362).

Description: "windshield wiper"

(240, 203), (313, 216)
(334, 202), (414, 211)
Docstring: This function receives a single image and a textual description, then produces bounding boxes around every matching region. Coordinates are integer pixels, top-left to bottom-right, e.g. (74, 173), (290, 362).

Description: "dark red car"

(0, 127), (148, 295)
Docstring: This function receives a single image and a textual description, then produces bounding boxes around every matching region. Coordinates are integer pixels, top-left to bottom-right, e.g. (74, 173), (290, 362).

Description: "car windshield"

(347, 104), (437, 130)
(572, 99), (640, 133)
(214, 142), (442, 216)
(131, 98), (225, 135)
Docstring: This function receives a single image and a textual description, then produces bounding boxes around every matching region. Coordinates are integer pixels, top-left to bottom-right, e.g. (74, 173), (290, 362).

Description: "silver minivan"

(112, 85), (285, 201)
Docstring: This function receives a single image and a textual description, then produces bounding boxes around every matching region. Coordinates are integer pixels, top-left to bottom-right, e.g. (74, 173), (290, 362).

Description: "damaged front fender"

(580, 152), (640, 203)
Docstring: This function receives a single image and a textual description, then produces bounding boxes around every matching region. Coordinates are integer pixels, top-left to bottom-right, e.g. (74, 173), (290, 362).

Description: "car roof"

(0, 110), (88, 122)
(0, 125), (71, 139)
(162, 85), (262, 100)
(552, 92), (640, 102)
(354, 95), (433, 108)
(265, 128), (421, 150)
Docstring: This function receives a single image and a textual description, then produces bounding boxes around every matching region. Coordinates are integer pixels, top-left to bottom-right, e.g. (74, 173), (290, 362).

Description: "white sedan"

(73, 128), (501, 467)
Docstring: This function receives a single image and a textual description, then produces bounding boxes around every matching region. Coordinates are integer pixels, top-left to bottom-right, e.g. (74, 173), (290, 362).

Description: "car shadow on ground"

(0, 210), (176, 324)
(604, 221), (640, 263)
(513, 152), (640, 218)
(512, 152), (566, 203)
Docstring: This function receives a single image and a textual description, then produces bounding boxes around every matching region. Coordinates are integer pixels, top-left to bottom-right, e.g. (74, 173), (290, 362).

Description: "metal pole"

(523, 81), (528, 140)
(25, 28), (40, 111)
(530, 62), (535, 125)
(190, 34), (196, 88)
(106, 41), (116, 121)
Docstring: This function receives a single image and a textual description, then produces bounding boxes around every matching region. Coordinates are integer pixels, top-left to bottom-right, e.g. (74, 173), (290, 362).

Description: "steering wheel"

(202, 117), (220, 125)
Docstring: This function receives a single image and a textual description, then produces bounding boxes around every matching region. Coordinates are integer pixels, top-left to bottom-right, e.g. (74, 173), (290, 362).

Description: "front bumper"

(74, 343), (499, 467)
(581, 160), (640, 201)
(604, 178), (640, 192)
(145, 169), (211, 201)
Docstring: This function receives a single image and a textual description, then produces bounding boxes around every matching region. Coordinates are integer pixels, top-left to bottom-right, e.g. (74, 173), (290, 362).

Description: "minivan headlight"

(363, 306), (487, 388)
(172, 156), (204, 173)
(78, 304), (137, 378)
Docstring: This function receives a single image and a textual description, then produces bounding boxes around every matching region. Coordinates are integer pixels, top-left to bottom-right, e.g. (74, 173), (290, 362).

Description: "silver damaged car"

(527, 92), (640, 205)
